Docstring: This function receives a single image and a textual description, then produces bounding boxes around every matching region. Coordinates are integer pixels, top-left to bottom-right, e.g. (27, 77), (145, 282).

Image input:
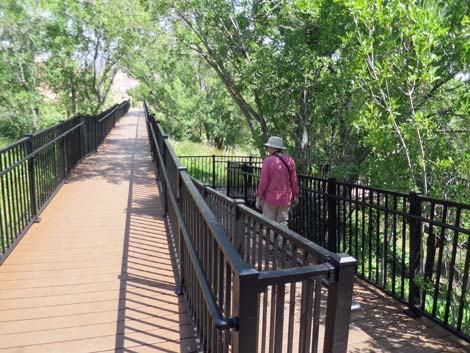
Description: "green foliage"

(337, 0), (470, 199)
(0, 0), (147, 140)
(171, 140), (257, 157)
(126, 34), (252, 149)
(0, 0), (468, 200)
(136, 0), (469, 200)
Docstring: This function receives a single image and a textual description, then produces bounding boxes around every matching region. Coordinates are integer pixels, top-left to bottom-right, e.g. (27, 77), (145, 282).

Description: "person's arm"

(256, 158), (270, 199)
(290, 159), (300, 198)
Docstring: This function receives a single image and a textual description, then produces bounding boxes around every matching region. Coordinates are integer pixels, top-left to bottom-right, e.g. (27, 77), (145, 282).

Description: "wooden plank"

(1, 109), (468, 353)
(0, 110), (198, 353)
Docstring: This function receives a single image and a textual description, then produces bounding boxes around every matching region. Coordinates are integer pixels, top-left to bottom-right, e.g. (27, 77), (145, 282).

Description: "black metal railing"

(220, 160), (470, 341)
(144, 102), (356, 353)
(178, 155), (262, 188)
(0, 100), (130, 263)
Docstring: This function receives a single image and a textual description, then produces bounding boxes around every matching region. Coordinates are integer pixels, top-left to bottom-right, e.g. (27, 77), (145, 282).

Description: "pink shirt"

(256, 153), (300, 206)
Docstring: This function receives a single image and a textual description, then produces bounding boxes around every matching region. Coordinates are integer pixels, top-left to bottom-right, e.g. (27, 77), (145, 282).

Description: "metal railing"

(178, 155), (262, 188)
(144, 102), (356, 353)
(0, 100), (130, 263)
(222, 160), (470, 341)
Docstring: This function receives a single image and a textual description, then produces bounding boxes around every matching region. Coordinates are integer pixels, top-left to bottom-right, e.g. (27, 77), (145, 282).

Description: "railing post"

(162, 133), (169, 216)
(101, 114), (105, 144)
(406, 192), (422, 317)
(226, 161), (232, 197)
(80, 114), (89, 158)
(212, 154), (216, 188)
(231, 199), (245, 253)
(232, 268), (260, 353)
(327, 178), (337, 252)
(148, 114), (156, 162)
(93, 114), (98, 152)
(24, 134), (39, 222)
(323, 253), (356, 353)
(57, 120), (68, 179)
(242, 163), (248, 202)
(175, 166), (188, 296)
(176, 166), (187, 201)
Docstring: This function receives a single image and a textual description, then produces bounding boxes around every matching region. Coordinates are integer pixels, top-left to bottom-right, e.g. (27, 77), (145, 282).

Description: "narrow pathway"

(0, 109), (197, 353)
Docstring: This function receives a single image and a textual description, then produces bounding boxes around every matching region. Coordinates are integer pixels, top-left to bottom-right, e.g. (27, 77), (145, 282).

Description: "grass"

(0, 136), (13, 149)
(170, 139), (259, 157)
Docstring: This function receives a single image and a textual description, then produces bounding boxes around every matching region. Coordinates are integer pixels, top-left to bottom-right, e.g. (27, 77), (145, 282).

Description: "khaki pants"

(262, 203), (290, 226)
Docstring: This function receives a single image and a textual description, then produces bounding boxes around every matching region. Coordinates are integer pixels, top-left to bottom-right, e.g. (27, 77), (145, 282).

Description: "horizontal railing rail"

(0, 100), (130, 264)
(214, 159), (470, 341)
(144, 102), (356, 353)
(178, 155), (262, 189)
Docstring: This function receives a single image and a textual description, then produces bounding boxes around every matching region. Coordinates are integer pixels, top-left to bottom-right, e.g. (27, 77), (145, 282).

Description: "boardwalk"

(0, 110), (196, 353)
(0, 109), (468, 352)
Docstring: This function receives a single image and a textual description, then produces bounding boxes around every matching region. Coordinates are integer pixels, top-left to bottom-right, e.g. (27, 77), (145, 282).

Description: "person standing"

(255, 136), (300, 226)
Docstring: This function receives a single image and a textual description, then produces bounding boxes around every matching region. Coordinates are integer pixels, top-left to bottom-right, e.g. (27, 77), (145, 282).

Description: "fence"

(221, 160), (470, 341)
(178, 155), (262, 188)
(0, 100), (130, 263)
(144, 102), (356, 353)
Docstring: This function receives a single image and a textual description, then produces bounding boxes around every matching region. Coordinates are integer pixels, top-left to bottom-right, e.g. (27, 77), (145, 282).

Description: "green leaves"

(2, 0), (466, 199)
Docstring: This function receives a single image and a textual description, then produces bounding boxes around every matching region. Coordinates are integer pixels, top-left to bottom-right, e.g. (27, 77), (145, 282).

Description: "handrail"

(191, 156), (334, 265)
(0, 100), (130, 264)
(144, 103), (243, 330)
(258, 263), (335, 285)
(180, 172), (254, 272)
(144, 101), (356, 353)
(97, 100), (128, 123)
(0, 122), (84, 178)
(221, 157), (470, 342)
(0, 137), (29, 154)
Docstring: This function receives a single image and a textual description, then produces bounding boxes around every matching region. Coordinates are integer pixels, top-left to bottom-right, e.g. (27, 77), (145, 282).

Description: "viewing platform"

(0, 109), (468, 352)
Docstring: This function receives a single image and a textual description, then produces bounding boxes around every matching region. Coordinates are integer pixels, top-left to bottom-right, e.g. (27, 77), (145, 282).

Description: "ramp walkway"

(0, 109), (468, 352)
(0, 109), (197, 353)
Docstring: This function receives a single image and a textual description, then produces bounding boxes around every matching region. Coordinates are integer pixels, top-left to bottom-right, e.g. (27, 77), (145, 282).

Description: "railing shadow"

(112, 113), (196, 352)
(345, 281), (466, 353)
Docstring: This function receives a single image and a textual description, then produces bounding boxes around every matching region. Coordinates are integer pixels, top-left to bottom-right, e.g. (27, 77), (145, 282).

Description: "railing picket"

(287, 282), (296, 353)
(273, 283), (286, 353)
(211, 154), (470, 341)
(0, 100), (129, 264)
(383, 194), (389, 290)
(0, 158), (9, 246)
(401, 197), (407, 299)
(458, 237), (470, 332)
(0, 168), (5, 253)
(408, 192), (422, 315)
(25, 135), (37, 220)
(7, 151), (18, 238)
(311, 280), (322, 353)
(444, 208), (461, 325)
(144, 102), (356, 353)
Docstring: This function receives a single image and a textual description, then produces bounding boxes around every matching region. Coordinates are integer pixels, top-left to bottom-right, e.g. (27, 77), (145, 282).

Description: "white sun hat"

(264, 136), (286, 150)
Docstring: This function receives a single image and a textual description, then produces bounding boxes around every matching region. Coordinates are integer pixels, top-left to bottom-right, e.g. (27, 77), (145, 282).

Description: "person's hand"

(291, 196), (299, 208)
(255, 197), (263, 210)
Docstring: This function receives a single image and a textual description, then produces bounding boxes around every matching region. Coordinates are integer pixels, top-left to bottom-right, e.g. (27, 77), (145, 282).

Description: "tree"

(44, 0), (148, 114)
(340, 0), (470, 194)
(127, 33), (250, 148)
(0, 0), (54, 137)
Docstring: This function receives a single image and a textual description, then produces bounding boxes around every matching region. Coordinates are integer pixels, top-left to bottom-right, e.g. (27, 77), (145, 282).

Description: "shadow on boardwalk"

(0, 110), (196, 353)
(108, 111), (197, 352)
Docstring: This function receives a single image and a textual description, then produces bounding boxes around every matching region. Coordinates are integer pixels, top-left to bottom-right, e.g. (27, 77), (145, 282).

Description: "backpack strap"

(273, 153), (292, 186)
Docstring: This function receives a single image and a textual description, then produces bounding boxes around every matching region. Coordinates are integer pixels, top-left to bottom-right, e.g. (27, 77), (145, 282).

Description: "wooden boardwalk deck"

(0, 109), (468, 353)
(348, 280), (469, 353)
(0, 110), (197, 353)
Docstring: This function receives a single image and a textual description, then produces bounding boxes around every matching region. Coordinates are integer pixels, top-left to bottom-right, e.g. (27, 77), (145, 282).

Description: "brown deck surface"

(348, 279), (470, 353)
(0, 109), (197, 353)
(0, 109), (468, 353)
